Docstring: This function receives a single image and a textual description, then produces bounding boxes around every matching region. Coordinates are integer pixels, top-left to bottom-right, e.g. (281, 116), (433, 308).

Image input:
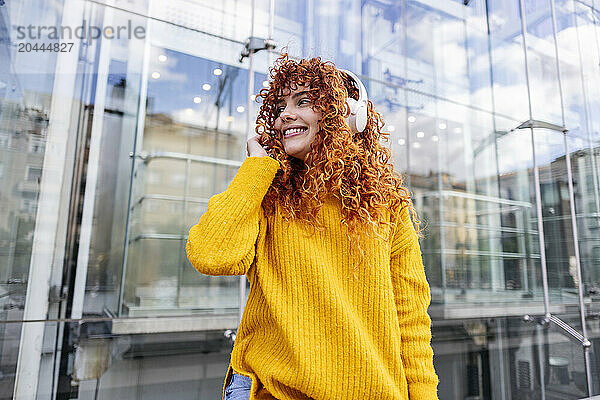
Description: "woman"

(186, 54), (439, 400)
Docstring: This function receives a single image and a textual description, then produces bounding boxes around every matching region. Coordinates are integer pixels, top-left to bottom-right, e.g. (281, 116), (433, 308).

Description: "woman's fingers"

(246, 134), (269, 157)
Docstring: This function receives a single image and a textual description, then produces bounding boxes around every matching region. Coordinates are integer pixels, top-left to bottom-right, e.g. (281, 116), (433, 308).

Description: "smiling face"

(273, 85), (322, 161)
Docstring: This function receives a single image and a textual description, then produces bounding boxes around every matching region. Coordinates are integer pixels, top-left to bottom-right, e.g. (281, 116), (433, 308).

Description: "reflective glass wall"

(0, 0), (599, 398)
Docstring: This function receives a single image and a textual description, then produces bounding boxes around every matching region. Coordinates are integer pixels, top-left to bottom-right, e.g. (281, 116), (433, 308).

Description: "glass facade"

(0, 0), (599, 398)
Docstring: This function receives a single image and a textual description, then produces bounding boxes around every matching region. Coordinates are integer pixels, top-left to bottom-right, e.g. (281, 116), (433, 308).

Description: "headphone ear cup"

(355, 101), (368, 133)
(345, 97), (358, 134)
(339, 68), (369, 134)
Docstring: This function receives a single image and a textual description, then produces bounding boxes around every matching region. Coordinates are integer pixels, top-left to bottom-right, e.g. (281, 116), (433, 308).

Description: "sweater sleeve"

(186, 156), (280, 276)
(390, 206), (439, 400)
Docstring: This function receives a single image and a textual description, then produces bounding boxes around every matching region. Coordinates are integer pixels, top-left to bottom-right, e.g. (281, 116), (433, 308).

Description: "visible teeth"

(285, 128), (306, 136)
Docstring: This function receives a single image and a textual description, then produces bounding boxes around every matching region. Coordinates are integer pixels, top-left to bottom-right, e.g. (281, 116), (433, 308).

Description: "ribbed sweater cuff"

(227, 156), (280, 202)
(408, 382), (439, 400)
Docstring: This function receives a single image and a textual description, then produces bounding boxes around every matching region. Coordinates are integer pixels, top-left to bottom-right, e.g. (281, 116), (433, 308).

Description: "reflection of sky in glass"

(193, 0), (599, 161)
(555, 1), (600, 145)
(274, 0), (305, 23)
(2, 0), (62, 100)
(146, 48), (247, 115)
(533, 129), (567, 167)
(145, 47), (266, 130)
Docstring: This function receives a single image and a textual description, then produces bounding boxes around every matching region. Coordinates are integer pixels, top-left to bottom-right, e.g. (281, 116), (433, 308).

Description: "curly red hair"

(255, 54), (420, 263)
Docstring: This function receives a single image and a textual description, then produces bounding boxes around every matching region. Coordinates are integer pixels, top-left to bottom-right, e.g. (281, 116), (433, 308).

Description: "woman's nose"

(280, 109), (296, 121)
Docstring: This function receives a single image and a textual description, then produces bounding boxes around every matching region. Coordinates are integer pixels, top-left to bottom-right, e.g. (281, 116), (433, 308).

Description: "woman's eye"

(298, 98), (310, 106)
(275, 106), (285, 115)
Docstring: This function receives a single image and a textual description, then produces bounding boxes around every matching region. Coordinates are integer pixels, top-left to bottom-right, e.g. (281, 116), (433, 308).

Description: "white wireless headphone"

(338, 69), (369, 134)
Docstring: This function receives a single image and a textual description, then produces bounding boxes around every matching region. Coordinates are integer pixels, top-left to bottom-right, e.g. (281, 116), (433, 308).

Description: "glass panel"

(487, 0), (531, 122)
(533, 128), (581, 308)
(464, 0), (495, 113)
(0, 319), (234, 399)
(543, 314), (590, 399)
(119, 37), (255, 318)
(76, 334), (230, 399)
(585, 316), (600, 394)
(555, 0), (600, 313)
(494, 120), (546, 302)
(523, 0), (563, 124)
(0, 0), (68, 396)
(555, 7), (600, 390)
(436, 314), (592, 399)
(570, 1), (600, 322)
(435, 316), (546, 399)
(273, 0), (361, 70)
(406, 98), (545, 308)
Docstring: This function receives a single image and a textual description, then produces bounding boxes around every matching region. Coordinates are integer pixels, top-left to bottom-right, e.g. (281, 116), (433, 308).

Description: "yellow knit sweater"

(186, 156), (439, 400)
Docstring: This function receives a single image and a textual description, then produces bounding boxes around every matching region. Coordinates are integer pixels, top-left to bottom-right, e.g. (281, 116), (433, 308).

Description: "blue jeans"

(224, 373), (252, 400)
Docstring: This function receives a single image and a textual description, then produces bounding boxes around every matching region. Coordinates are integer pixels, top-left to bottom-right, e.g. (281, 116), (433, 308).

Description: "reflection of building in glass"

(0, 0), (599, 399)
(0, 99), (48, 289)
(122, 110), (243, 317)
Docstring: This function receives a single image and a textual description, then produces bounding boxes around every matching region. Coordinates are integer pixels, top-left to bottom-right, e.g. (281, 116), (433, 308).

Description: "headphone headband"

(338, 69), (368, 102)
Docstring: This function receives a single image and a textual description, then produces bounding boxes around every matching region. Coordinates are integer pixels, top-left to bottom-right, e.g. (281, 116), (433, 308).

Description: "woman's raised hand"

(247, 134), (271, 158)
